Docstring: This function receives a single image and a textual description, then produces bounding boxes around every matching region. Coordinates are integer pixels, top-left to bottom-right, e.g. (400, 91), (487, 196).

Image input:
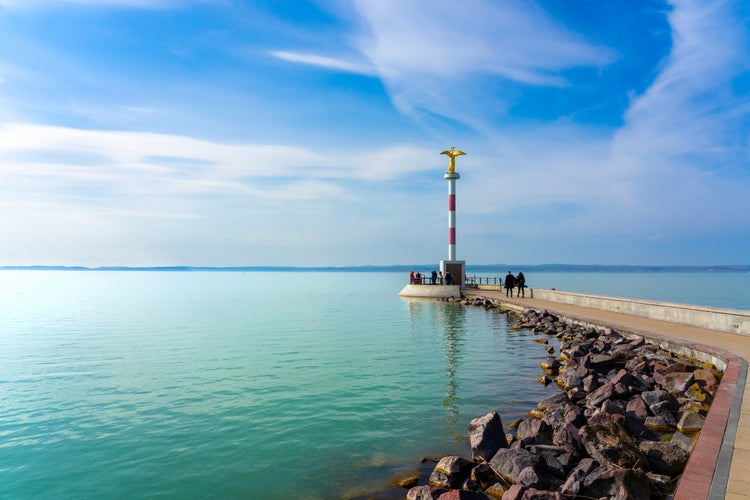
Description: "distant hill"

(1, 264), (748, 272)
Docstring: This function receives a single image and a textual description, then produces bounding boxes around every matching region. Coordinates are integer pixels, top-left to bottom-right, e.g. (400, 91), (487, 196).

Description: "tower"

(440, 147), (466, 287)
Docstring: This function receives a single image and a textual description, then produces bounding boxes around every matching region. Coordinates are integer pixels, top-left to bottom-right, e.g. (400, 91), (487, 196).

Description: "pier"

(462, 287), (749, 500)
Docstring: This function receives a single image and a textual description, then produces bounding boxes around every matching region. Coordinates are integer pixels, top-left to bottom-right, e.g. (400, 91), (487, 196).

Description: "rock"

(585, 380), (616, 407)
(429, 456), (473, 489)
(551, 423), (580, 452)
(644, 415), (675, 431)
(639, 440), (690, 476)
(677, 411), (705, 433)
(471, 462), (499, 488)
(500, 484), (524, 500)
(537, 392), (569, 411)
(601, 399), (626, 415)
(580, 464), (651, 499)
(517, 418), (551, 441)
(490, 448), (546, 484)
(647, 471), (674, 496)
(670, 430), (695, 451)
(436, 489), (488, 499)
(625, 394), (650, 421)
(524, 445), (567, 478)
(518, 466), (547, 489)
(407, 485), (447, 500)
(693, 369), (719, 395)
(540, 357), (562, 375)
(520, 489), (561, 499)
(558, 457), (598, 496)
(469, 412), (509, 462)
(389, 470), (421, 488)
(641, 390), (678, 411)
(685, 382), (713, 403)
(663, 372), (695, 393)
(579, 415), (648, 469)
(649, 400), (678, 425)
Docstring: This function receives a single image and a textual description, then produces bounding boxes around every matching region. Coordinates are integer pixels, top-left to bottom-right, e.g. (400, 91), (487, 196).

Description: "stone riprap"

(403, 296), (720, 500)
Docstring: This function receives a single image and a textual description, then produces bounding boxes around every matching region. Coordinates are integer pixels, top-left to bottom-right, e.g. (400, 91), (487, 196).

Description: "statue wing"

(453, 150), (466, 157)
(440, 150), (452, 156)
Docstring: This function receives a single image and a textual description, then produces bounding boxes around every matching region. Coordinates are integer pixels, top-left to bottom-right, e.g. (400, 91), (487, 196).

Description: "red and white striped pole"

(446, 172), (459, 261)
(440, 147), (465, 262)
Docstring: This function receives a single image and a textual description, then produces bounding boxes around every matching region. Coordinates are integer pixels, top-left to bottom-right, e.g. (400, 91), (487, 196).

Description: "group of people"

(504, 271), (526, 298)
(409, 270), (454, 285)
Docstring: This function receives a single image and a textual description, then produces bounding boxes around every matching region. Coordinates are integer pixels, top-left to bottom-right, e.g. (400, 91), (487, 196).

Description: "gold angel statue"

(440, 147), (466, 173)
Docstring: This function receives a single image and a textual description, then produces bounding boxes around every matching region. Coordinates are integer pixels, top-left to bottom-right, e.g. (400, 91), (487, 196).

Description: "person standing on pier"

(505, 271), (516, 297)
(516, 272), (526, 298)
(431, 270), (437, 285)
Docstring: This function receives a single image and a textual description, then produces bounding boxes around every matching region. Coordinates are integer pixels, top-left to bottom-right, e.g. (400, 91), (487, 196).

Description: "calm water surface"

(0, 270), (747, 498)
(0, 271), (558, 499)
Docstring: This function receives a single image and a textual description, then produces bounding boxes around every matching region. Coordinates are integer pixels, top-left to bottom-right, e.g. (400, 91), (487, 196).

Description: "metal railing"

(407, 275), (507, 286)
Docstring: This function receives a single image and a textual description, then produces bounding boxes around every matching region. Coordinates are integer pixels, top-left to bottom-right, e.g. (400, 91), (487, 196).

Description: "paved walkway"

(461, 288), (749, 500)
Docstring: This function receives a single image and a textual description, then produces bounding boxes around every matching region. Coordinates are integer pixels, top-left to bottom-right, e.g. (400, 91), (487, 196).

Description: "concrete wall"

(522, 288), (750, 335)
(398, 284), (462, 298)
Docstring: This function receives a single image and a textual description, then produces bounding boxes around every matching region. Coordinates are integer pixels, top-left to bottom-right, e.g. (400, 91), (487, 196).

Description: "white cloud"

(270, 51), (376, 76)
(349, 0), (614, 121)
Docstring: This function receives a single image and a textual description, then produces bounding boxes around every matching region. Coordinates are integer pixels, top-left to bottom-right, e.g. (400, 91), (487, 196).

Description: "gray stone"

(625, 394), (650, 421)
(664, 372), (695, 393)
(559, 458), (598, 497)
(581, 464), (651, 499)
(579, 416), (648, 469)
(468, 412), (508, 462)
(518, 466), (547, 489)
(490, 448), (546, 484)
(639, 440), (690, 476)
(500, 484), (524, 500)
(520, 489), (561, 500)
(429, 456), (472, 489)
(407, 485), (447, 500)
(517, 418), (551, 441)
(436, 490), (488, 499)
(677, 410), (705, 433)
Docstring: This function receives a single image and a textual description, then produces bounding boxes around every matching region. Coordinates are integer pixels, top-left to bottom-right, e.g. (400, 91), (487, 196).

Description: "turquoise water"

(0, 271), (747, 498)
(464, 271), (750, 311)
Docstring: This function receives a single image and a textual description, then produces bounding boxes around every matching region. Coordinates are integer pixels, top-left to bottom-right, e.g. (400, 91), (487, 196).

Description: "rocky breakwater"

(405, 298), (720, 499)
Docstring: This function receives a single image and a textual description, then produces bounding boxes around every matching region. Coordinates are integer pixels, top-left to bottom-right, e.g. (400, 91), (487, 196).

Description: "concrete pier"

(398, 284), (461, 298)
(462, 287), (750, 499)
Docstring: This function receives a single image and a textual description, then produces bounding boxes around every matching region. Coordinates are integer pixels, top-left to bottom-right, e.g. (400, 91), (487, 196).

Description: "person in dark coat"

(504, 271), (515, 297)
(431, 270), (437, 285)
(516, 272), (526, 298)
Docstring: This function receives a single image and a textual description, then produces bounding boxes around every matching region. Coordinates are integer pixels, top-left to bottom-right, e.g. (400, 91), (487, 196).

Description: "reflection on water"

(437, 304), (465, 429)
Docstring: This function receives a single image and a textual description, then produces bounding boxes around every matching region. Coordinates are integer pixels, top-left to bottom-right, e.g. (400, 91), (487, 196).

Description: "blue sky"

(0, 0), (748, 267)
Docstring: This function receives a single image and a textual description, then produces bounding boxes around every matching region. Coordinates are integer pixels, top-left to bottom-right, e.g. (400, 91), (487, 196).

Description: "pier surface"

(462, 288), (749, 500)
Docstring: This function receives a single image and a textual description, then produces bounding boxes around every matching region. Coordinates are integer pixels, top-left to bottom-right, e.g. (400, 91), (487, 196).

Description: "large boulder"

(579, 415), (648, 469)
(490, 448), (546, 484)
(436, 490), (488, 499)
(639, 440), (690, 476)
(429, 456), (473, 489)
(407, 485), (447, 500)
(558, 458), (598, 497)
(677, 410), (705, 433)
(469, 412), (509, 462)
(580, 464), (651, 499)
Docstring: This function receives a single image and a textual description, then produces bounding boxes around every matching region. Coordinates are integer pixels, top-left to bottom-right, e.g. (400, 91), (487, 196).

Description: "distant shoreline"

(1, 264), (749, 273)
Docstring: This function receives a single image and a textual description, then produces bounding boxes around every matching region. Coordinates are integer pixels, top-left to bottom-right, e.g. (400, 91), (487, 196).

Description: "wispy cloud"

(270, 51), (376, 76)
(456, 0), (750, 248)
(350, 0), (614, 122)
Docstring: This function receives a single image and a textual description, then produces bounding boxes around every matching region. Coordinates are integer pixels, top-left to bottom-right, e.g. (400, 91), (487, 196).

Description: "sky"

(0, 0), (749, 267)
